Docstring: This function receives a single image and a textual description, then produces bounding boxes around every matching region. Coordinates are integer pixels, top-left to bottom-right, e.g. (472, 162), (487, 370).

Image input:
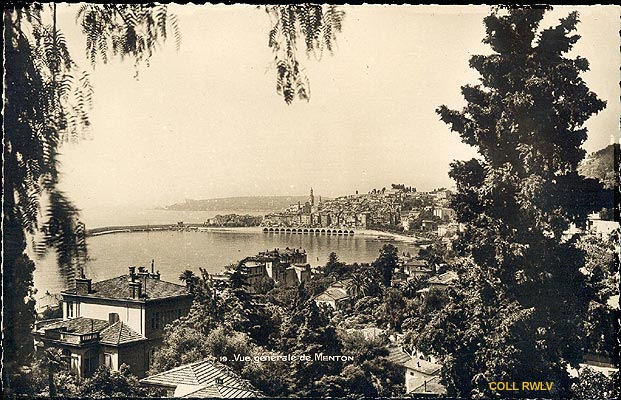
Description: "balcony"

(44, 329), (100, 345)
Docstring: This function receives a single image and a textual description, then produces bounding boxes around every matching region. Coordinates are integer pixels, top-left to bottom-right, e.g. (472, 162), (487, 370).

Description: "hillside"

(578, 143), (619, 190)
(165, 196), (311, 212)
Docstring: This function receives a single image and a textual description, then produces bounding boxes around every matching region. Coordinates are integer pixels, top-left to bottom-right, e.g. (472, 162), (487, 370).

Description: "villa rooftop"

(141, 359), (262, 398)
(35, 317), (147, 346)
(100, 321), (146, 345)
(387, 346), (414, 365)
(36, 317), (109, 335)
(63, 274), (189, 301)
(404, 358), (442, 375)
(427, 271), (458, 286)
(409, 375), (446, 395)
(316, 287), (349, 302)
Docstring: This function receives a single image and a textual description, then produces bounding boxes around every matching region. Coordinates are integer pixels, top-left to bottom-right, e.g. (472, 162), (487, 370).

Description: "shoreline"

(354, 229), (418, 244)
(87, 224), (419, 244)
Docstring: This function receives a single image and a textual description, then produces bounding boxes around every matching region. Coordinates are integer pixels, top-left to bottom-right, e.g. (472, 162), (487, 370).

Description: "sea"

(31, 209), (420, 297)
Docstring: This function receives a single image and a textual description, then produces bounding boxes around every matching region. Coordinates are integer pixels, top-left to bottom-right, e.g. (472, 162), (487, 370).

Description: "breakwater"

(86, 224), (250, 236)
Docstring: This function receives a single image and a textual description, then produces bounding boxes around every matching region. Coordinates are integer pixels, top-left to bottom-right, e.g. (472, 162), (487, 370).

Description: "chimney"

(137, 267), (149, 294)
(128, 266), (142, 298)
(151, 259), (155, 274)
(129, 280), (142, 299)
(75, 276), (92, 295)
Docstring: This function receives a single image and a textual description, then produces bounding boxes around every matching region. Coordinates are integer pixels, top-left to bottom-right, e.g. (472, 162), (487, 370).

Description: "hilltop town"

(263, 185), (459, 238)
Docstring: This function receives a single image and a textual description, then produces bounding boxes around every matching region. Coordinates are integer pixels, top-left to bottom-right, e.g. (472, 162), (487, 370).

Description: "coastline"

(354, 229), (418, 244)
(87, 224), (418, 244)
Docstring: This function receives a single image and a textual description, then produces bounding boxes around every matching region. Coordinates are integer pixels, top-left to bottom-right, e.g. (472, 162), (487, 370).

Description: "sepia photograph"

(2, 3), (620, 399)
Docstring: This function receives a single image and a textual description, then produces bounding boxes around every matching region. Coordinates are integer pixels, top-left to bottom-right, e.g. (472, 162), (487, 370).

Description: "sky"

(52, 5), (620, 213)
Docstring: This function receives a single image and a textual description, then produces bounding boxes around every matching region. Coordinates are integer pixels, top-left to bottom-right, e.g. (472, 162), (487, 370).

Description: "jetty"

(87, 223), (205, 237)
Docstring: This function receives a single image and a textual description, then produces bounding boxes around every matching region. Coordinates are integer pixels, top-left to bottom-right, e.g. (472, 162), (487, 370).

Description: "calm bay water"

(82, 230), (418, 284)
(32, 209), (419, 297)
(77, 208), (267, 229)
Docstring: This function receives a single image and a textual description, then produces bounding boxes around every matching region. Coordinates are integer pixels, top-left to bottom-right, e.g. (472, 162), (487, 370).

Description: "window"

(151, 310), (183, 330)
(151, 312), (161, 330)
(148, 348), (157, 367)
(67, 302), (74, 318)
(71, 355), (79, 373)
(104, 353), (113, 369)
(61, 349), (72, 369)
(84, 350), (98, 377)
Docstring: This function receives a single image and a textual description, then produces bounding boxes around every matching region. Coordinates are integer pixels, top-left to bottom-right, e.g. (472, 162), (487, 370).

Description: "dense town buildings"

(262, 186), (457, 234)
(237, 247), (312, 290)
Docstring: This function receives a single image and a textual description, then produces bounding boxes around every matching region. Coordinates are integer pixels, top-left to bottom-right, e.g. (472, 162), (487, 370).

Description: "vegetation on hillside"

(578, 143), (619, 190)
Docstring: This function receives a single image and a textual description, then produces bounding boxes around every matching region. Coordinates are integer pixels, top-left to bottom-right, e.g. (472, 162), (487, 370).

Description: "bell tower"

(309, 187), (314, 206)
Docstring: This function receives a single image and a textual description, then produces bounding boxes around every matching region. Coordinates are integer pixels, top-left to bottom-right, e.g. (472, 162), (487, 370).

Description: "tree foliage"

(421, 7), (608, 398)
(3, 4), (179, 393)
(79, 364), (157, 398)
(266, 5), (345, 104)
(373, 244), (398, 287)
(3, 4), (345, 394)
(578, 143), (620, 191)
(76, 4), (181, 69)
(571, 368), (619, 400)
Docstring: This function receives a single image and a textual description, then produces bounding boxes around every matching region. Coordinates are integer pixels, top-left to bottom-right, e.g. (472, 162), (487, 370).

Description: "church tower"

(309, 187), (314, 206)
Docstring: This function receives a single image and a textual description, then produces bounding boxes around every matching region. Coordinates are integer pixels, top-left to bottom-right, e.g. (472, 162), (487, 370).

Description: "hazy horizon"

(52, 5), (619, 214)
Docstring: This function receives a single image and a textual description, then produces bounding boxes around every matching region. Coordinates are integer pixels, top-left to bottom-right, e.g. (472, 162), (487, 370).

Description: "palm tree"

(346, 272), (369, 299)
(179, 270), (199, 293)
(41, 348), (67, 399)
(401, 277), (424, 299)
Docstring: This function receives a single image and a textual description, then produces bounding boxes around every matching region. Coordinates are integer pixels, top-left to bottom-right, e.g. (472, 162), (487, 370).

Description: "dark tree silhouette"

(417, 7), (609, 397)
(373, 244), (398, 287)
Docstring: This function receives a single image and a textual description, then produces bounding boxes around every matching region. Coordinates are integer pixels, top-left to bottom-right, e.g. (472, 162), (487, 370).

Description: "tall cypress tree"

(417, 8), (609, 398)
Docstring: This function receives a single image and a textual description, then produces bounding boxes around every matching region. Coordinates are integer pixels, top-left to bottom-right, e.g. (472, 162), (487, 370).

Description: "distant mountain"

(165, 196), (312, 212)
(578, 143), (619, 190)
